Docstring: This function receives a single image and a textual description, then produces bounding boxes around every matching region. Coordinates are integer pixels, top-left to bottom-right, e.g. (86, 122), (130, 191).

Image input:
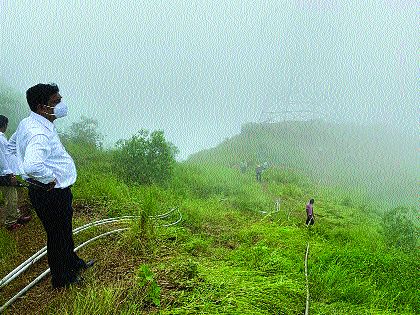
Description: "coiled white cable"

(0, 208), (179, 288)
(0, 208), (182, 313)
(0, 228), (129, 313)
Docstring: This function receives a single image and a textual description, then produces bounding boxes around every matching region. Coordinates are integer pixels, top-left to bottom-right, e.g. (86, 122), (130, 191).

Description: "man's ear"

(35, 104), (43, 113)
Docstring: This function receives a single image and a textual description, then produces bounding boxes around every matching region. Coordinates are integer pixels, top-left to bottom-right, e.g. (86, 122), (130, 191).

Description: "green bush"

(157, 257), (200, 291)
(0, 83), (26, 133)
(135, 264), (161, 307)
(62, 115), (104, 149)
(382, 206), (418, 251)
(264, 167), (307, 186)
(113, 129), (178, 185)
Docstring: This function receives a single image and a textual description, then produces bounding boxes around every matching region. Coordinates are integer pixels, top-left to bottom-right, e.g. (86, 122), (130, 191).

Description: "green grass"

(0, 229), (16, 272)
(1, 142), (418, 314)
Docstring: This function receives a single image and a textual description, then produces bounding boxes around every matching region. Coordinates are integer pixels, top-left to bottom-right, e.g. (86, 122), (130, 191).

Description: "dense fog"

(1, 0), (417, 208)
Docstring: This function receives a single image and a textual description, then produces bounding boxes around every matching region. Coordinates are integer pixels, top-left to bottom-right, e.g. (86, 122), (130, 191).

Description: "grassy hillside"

(189, 120), (417, 208)
(1, 138), (418, 314)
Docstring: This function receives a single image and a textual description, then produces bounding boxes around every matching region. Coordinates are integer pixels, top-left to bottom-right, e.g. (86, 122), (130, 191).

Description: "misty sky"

(0, 0), (418, 159)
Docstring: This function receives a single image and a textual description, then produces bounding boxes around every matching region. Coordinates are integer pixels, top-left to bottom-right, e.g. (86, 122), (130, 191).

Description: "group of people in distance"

(0, 83), (93, 289)
(253, 162), (316, 226)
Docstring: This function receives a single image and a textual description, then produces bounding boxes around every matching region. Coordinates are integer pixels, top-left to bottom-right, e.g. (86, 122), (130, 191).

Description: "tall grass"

(0, 229), (16, 273)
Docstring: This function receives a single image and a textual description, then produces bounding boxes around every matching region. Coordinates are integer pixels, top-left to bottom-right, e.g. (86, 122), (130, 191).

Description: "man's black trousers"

(306, 215), (315, 225)
(28, 186), (85, 287)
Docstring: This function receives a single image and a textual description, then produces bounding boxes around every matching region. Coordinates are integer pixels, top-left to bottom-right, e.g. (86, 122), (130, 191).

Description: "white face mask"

(44, 102), (68, 118)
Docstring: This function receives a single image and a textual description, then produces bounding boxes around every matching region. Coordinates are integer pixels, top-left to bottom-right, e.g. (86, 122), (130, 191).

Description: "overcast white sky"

(0, 0), (418, 159)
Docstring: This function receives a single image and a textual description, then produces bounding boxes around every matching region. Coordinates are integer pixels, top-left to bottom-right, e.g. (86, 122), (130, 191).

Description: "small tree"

(382, 206), (417, 252)
(113, 129), (178, 185)
(64, 115), (104, 149)
(0, 84), (27, 134)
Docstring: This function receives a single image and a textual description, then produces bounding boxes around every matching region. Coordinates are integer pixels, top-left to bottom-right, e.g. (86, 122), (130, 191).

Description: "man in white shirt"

(0, 115), (31, 230)
(13, 83), (93, 288)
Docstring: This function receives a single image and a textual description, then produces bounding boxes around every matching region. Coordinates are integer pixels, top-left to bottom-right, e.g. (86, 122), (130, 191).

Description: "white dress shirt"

(0, 132), (12, 175)
(11, 112), (77, 188)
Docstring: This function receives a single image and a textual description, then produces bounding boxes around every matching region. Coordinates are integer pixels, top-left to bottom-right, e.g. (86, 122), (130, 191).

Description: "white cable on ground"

(304, 242), (310, 315)
(259, 199), (281, 215)
(1, 210), (181, 312)
(0, 228), (129, 314)
(160, 210), (182, 227)
(0, 218), (130, 288)
(0, 208), (179, 289)
(154, 207), (177, 219)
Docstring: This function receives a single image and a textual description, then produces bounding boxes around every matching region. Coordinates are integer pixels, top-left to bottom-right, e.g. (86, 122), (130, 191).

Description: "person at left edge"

(0, 115), (31, 230)
(11, 83), (94, 288)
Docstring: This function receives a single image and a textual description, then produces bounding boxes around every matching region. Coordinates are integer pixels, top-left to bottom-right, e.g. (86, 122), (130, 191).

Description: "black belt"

(26, 178), (55, 190)
(26, 178), (72, 190)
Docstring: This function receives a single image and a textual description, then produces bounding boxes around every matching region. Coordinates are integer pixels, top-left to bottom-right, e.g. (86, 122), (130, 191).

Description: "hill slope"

(1, 125), (418, 314)
(189, 120), (417, 208)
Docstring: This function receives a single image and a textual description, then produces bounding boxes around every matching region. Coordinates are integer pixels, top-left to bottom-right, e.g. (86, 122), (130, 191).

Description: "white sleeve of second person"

(6, 132), (23, 175)
(7, 132), (17, 156)
(0, 141), (12, 175)
(22, 134), (55, 184)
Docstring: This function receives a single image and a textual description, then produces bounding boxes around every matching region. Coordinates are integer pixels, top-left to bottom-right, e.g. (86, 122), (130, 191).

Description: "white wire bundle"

(0, 208), (182, 313)
(0, 208), (179, 288)
(0, 228), (129, 313)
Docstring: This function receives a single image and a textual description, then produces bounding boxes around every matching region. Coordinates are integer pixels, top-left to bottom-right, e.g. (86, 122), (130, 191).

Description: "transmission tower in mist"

(259, 93), (321, 123)
(257, 73), (325, 123)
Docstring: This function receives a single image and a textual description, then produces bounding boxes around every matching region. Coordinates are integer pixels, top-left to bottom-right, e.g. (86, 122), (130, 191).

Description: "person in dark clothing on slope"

(306, 199), (315, 226)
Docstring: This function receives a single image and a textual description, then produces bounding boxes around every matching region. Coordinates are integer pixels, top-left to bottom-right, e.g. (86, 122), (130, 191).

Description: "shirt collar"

(30, 111), (55, 132)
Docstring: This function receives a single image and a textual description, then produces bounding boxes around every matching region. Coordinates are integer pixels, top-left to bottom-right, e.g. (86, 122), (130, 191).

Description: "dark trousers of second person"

(28, 186), (85, 287)
(306, 215), (314, 226)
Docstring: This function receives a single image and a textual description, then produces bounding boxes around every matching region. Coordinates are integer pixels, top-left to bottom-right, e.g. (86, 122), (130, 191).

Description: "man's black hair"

(310, 199), (314, 204)
(26, 83), (59, 112)
(0, 115), (8, 129)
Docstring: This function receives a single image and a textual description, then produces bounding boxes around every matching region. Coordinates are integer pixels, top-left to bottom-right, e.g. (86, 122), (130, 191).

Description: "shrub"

(135, 264), (161, 307)
(62, 115), (104, 149)
(264, 167), (306, 186)
(113, 129), (178, 185)
(0, 83), (26, 133)
(159, 258), (199, 290)
(382, 206), (417, 252)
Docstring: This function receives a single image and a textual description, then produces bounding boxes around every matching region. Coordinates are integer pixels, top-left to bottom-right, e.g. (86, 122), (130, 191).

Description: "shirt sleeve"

(306, 204), (312, 216)
(5, 132), (22, 175)
(0, 139), (12, 175)
(22, 134), (55, 184)
(7, 132), (17, 156)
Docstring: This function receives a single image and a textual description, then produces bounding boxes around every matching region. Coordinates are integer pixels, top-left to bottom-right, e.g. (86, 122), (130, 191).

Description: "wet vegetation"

(190, 121), (417, 208)
(1, 112), (418, 314)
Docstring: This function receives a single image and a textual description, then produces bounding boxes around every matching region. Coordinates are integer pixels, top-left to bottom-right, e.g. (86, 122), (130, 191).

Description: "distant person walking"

(0, 115), (31, 230)
(256, 164), (263, 182)
(12, 83), (93, 288)
(240, 161), (247, 174)
(305, 199), (315, 226)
